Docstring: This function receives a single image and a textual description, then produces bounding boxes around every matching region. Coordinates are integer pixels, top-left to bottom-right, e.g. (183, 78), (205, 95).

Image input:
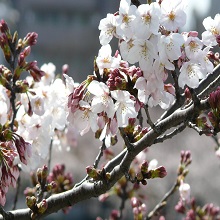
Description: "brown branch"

(0, 97), (210, 220)
(157, 63), (220, 123)
(153, 124), (186, 144)
(131, 0), (141, 7)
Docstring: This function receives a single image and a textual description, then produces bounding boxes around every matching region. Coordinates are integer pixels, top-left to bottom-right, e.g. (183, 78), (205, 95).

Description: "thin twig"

(146, 180), (179, 219)
(47, 139), (53, 172)
(118, 186), (127, 219)
(74, 141), (107, 188)
(187, 121), (206, 135)
(143, 105), (159, 133)
(154, 123), (186, 144)
(93, 140), (106, 168)
(171, 68), (181, 101)
(137, 109), (143, 127)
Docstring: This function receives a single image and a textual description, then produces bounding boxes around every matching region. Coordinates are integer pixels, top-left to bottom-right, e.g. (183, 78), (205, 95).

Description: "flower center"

(168, 11), (176, 21)
(143, 14), (151, 24)
(211, 27), (219, 36)
(122, 14), (130, 24)
(187, 65), (196, 78)
(189, 41), (199, 52)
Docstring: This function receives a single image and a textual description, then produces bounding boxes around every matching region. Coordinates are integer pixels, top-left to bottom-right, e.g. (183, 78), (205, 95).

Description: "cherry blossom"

(96, 44), (121, 74)
(160, 0), (187, 31)
(178, 61), (206, 88)
(88, 80), (115, 119)
(111, 90), (137, 127)
(116, 0), (136, 40)
(202, 14), (220, 46)
(127, 38), (158, 70)
(184, 36), (203, 60)
(158, 33), (184, 64)
(134, 3), (161, 39)
(99, 13), (118, 45)
(199, 47), (214, 73)
(40, 62), (56, 85)
(69, 100), (98, 136)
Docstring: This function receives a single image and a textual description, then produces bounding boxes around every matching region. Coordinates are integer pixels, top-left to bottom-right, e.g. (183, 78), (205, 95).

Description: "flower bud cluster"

(26, 196), (48, 219)
(24, 165), (57, 200)
(175, 151), (193, 216)
(47, 164), (73, 193)
(178, 150), (192, 178)
(135, 160), (167, 185)
(0, 128), (31, 206)
(208, 87), (220, 133)
(24, 164), (73, 215)
(86, 166), (111, 181)
(131, 197), (147, 220)
(0, 20), (44, 83)
(175, 198), (220, 220)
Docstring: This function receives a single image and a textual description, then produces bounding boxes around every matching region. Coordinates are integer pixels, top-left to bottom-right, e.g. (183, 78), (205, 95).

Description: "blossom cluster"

(0, 0), (220, 215)
(67, 0), (220, 147)
(16, 63), (78, 171)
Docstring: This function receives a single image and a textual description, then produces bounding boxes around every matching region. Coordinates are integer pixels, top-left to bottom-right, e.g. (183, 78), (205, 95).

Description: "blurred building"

(12, 0), (118, 82)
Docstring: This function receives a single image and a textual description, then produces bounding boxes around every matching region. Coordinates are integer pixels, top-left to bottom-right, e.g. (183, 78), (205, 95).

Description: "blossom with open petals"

(99, 13), (118, 45)
(160, 0), (187, 31)
(88, 80), (115, 118)
(158, 33), (184, 63)
(111, 90), (137, 127)
(202, 14), (220, 46)
(116, 0), (136, 40)
(127, 39), (158, 71)
(178, 61), (206, 88)
(71, 100), (98, 136)
(134, 3), (161, 39)
(96, 44), (121, 74)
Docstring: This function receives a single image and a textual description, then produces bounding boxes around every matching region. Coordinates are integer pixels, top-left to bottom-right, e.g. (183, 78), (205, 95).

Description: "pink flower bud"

(0, 20), (9, 35)
(179, 181), (190, 202)
(23, 32), (38, 46)
(62, 64), (69, 75)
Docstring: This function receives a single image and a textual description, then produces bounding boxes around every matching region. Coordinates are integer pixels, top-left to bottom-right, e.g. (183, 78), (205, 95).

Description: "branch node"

(119, 128), (135, 152)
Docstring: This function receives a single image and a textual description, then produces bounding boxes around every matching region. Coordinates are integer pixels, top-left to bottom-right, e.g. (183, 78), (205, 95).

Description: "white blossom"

(178, 61), (206, 88)
(202, 14), (220, 46)
(116, 0), (136, 40)
(99, 13), (118, 45)
(160, 0), (187, 31)
(111, 90), (137, 127)
(96, 44), (121, 74)
(134, 3), (161, 39)
(88, 80), (115, 118)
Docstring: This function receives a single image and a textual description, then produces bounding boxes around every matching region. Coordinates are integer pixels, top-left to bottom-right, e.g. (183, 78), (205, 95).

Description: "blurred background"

(1, 0), (220, 219)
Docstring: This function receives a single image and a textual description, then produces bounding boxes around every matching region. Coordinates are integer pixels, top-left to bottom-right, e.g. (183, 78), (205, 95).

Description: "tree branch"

(0, 96), (210, 220)
(157, 63), (220, 123)
(153, 124), (186, 144)
(131, 0), (141, 7)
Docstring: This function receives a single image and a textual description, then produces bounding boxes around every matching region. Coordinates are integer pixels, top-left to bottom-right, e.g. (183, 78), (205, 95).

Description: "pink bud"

(179, 181), (190, 202)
